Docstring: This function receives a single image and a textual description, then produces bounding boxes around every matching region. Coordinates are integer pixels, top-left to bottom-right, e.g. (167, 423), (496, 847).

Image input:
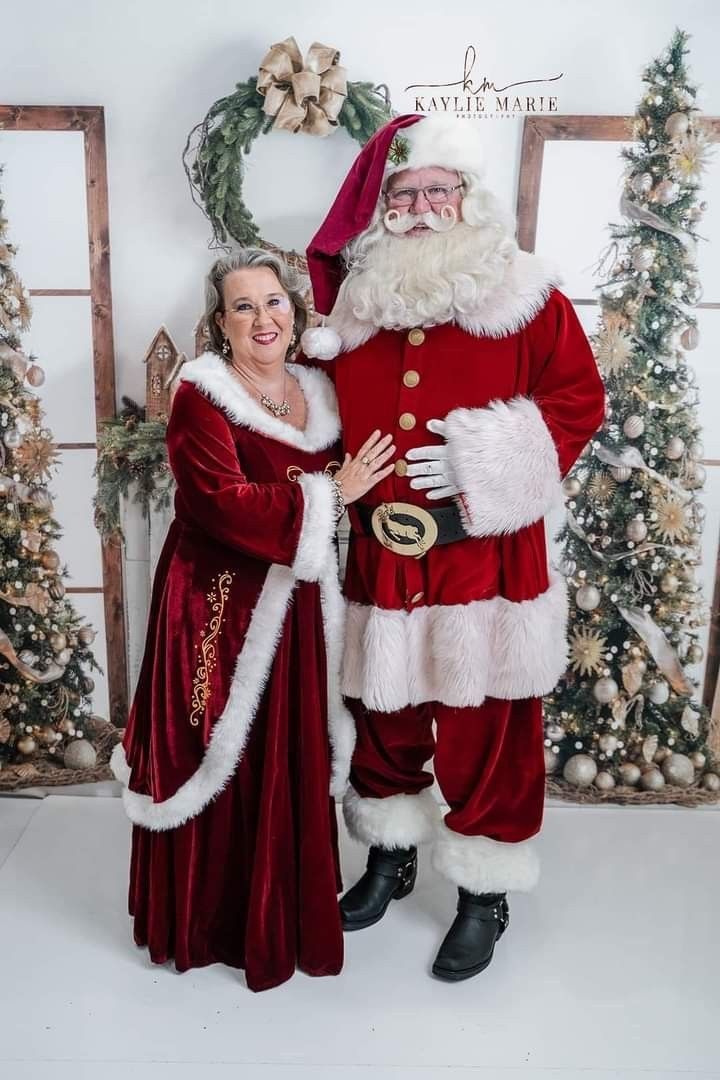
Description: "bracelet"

(329, 477), (346, 524)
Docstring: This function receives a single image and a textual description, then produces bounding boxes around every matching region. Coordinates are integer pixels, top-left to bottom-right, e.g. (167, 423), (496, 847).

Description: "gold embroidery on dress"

(287, 461), (341, 482)
(189, 571), (234, 727)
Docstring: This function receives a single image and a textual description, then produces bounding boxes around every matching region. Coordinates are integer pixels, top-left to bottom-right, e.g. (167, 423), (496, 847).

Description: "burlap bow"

(257, 36), (347, 136)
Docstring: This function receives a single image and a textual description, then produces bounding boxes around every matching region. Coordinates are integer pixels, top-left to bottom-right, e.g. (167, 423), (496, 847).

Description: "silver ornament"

(701, 773), (720, 793)
(611, 465), (632, 483)
(688, 440), (704, 460)
(25, 365), (45, 387)
(598, 733), (619, 754)
(690, 751), (706, 769)
(625, 519), (648, 542)
(654, 179), (680, 205)
(545, 723), (566, 743)
(56, 648), (72, 666)
(559, 557), (577, 577)
(562, 476), (582, 497)
(563, 754), (598, 788)
(664, 436), (685, 460)
(623, 415), (645, 439)
(680, 325), (699, 350)
(594, 770), (616, 791)
(632, 172), (653, 196)
(661, 753), (694, 787)
(63, 739), (97, 770)
(3, 428), (22, 450)
(685, 462), (706, 489)
(631, 246), (655, 271)
(576, 585), (601, 611)
(640, 768), (666, 792)
(618, 763), (641, 786)
(544, 747), (560, 774)
(648, 679), (670, 705)
(664, 111), (689, 139)
(0, 475), (14, 497)
(593, 676), (620, 704)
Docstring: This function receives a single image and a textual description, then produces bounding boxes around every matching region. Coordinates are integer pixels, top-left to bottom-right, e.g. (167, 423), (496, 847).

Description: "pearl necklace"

(231, 361), (291, 418)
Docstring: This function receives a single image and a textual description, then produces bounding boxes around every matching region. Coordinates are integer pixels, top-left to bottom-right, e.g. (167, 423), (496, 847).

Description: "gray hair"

(203, 247), (308, 357)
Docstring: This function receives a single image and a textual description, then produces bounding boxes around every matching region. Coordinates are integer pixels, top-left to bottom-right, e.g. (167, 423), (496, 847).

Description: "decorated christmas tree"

(0, 165), (101, 781)
(544, 30), (719, 801)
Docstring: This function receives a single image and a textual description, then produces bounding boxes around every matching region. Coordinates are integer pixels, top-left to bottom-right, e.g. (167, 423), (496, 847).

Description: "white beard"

(337, 219), (518, 331)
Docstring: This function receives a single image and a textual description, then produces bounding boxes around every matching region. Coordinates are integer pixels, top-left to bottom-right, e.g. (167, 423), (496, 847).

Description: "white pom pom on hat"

(300, 326), (343, 361)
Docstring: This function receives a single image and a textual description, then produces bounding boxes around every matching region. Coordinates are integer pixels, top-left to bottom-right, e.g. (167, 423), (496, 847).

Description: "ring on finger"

(361, 456), (370, 466)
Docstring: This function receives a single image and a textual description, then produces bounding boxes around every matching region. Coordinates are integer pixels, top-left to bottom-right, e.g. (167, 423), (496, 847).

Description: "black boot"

(432, 889), (509, 981)
(339, 846), (417, 931)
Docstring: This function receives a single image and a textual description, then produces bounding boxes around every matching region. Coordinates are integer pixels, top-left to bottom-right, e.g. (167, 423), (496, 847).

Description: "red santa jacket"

(302, 253), (606, 714)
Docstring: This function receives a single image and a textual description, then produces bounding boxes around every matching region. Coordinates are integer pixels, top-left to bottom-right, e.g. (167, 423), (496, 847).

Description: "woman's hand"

(334, 431), (396, 505)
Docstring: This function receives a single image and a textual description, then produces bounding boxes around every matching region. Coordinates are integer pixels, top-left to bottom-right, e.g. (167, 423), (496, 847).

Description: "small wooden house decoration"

(194, 317), (211, 358)
(143, 326), (182, 420)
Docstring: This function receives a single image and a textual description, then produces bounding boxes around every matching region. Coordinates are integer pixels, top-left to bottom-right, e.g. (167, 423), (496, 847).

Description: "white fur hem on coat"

(342, 573), (568, 712)
(343, 786), (441, 849)
(432, 823), (540, 893)
(445, 395), (562, 537)
(112, 551), (354, 831)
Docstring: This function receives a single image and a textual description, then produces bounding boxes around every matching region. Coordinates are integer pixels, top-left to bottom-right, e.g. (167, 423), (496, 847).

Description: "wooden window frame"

(515, 114), (720, 709)
(0, 104), (127, 724)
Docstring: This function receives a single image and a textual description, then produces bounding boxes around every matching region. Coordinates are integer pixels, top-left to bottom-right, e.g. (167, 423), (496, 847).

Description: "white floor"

(0, 792), (718, 1080)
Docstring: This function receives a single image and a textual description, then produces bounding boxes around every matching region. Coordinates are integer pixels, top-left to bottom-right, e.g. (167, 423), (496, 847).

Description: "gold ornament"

(653, 495), (690, 543)
(41, 550), (60, 571)
(569, 627), (607, 676)
(257, 37), (347, 136)
(77, 626), (96, 646)
(660, 572), (680, 595)
(13, 432), (58, 478)
(0, 716), (11, 743)
(594, 323), (634, 375)
(587, 473), (617, 503)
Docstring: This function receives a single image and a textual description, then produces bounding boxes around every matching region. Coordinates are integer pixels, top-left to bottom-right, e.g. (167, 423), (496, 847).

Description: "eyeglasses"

(227, 295), (292, 319)
(384, 184), (464, 208)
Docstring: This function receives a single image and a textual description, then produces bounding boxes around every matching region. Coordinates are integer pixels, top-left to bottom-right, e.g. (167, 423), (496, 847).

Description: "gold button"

(394, 459), (408, 477)
(403, 370), (420, 388)
(410, 591), (424, 604)
(399, 412), (416, 431)
(408, 328), (425, 346)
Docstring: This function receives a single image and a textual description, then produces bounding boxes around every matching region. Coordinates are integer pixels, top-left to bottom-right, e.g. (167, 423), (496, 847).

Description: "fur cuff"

(292, 472), (337, 583)
(432, 823), (540, 893)
(445, 396), (562, 536)
(301, 326), (342, 361)
(343, 786), (440, 849)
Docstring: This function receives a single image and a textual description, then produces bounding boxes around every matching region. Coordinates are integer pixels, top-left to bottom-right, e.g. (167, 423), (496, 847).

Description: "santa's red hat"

(306, 113), (487, 315)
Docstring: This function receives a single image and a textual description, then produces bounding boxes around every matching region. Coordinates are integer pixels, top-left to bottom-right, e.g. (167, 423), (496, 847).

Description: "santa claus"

(301, 113), (605, 981)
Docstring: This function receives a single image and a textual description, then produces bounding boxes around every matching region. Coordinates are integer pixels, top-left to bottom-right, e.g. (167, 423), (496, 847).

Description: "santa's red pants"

(344, 696), (545, 894)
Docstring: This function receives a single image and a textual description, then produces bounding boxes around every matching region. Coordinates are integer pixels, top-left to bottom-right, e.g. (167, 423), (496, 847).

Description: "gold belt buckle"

(370, 502), (439, 559)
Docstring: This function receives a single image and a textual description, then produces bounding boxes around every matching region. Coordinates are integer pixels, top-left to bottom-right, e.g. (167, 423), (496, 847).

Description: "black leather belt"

(353, 500), (468, 557)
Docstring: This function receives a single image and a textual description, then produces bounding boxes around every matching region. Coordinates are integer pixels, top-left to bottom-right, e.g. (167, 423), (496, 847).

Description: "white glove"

(406, 419), (461, 501)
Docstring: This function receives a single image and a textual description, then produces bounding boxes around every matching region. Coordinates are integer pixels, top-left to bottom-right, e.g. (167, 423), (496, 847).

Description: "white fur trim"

(388, 114), (486, 179)
(342, 574), (568, 711)
(432, 823), (540, 893)
(112, 553), (354, 828)
(343, 786), (440, 849)
(179, 351), (340, 452)
(446, 395), (562, 536)
(301, 326), (342, 361)
(292, 472), (337, 583)
(328, 251), (561, 352)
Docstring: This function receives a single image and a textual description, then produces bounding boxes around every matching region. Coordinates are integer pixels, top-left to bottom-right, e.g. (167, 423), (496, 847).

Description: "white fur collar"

(327, 251), (562, 352)
(179, 351), (340, 452)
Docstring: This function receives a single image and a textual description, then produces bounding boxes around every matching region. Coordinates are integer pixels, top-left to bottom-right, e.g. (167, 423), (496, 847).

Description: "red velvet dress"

(111, 353), (354, 992)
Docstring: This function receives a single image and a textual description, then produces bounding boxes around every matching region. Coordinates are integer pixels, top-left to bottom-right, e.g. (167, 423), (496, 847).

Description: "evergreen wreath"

(182, 49), (392, 249)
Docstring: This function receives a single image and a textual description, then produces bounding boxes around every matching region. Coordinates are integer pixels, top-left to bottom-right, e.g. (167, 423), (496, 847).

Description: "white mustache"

(383, 206), (458, 235)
